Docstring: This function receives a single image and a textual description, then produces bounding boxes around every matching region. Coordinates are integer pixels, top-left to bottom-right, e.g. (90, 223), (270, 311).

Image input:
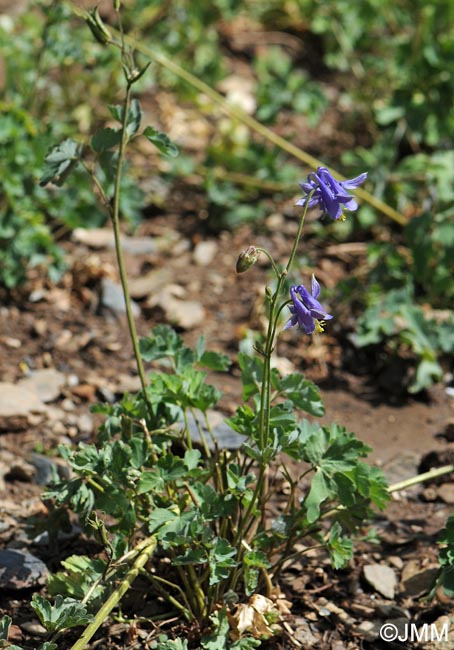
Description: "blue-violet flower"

(284, 275), (333, 335)
(296, 166), (367, 221)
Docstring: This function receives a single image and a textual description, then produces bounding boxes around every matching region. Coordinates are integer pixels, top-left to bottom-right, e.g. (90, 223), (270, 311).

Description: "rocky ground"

(1, 210), (454, 648)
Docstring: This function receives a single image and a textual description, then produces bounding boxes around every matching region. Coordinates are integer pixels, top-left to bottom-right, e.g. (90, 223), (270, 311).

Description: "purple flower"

(296, 166), (367, 220)
(284, 276), (333, 335)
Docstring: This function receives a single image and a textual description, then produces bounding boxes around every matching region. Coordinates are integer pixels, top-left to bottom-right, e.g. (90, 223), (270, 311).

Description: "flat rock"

(437, 483), (454, 504)
(19, 368), (66, 403)
(401, 561), (439, 597)
(128, 268), (173, 299)
(193, 240), (218, 266)
(149, 285), (204, 330)
(100, 278), (141, 317)
(0, 382), (47, 430)
(116, 373), (143, 394)
(382, 450), (421, 487)
(363, 563), (397, 599)
(0, 549), (48, 589)
(72, 228), (156, 255)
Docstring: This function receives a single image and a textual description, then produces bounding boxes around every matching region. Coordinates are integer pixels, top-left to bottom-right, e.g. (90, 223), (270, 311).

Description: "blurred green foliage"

(1, 0), (453, 391)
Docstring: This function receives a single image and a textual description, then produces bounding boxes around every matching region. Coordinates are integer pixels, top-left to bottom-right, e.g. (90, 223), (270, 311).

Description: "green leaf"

(201, 609), (230, 650)
(238, 353), (264, 401)
(243, 549), (271, 595)
(40, 139), (82, 186)
(209, 538), (237, 585)
(91, 127), (122, 152)
(106, 99), (142, 136)
(127, 99), (142, 137)
(143, 125), (179, 157)
(152, 635), (189, 650)
(409, 357), (443, 393)
(30, 594), (91, 633)
(107, 104), (123, 123)
(225, 405), (256, 437)
(304, 470), (332, 523)
(47, 555), (106, 601)
(326, 521), (353, 569)
(0, 616), (11, 641)
(140, 325), (190, 364)
(198, 350), (231, 371)
(184, 449), (202, 471)
(173, 548), (206, 565)
(273, 373), (325, 417)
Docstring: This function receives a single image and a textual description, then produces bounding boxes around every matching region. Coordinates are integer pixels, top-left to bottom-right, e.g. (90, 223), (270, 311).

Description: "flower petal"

(311, 274), (320, 299)
(341, 172), (368, 189)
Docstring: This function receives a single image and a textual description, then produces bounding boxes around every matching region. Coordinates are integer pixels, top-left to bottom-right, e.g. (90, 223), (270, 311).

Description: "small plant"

(434, 515), (454, 599)
(353, 286), (454, 393)
(254, 46), (328, 125)
(35, 8), (389, 639)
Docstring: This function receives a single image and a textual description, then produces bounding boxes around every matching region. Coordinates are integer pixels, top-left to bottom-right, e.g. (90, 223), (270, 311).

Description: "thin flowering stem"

(285, 189), (315, 276)
(106, 78), (154, 421)
(234, 194), (315, 553)
(255, 247), (281, 279)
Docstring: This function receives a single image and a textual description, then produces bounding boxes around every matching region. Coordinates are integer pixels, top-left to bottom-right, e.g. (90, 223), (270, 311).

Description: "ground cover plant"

(1, 1), (454, 649)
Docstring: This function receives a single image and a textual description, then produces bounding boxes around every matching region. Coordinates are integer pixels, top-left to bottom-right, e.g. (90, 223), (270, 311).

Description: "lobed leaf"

(143, 125), (179, 157)
(40, 139), (82, 186)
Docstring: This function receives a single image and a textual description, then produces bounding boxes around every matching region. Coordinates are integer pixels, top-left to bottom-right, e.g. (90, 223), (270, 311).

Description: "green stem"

(255, 247), (281, 279)
(111, 81), (153, 417)
(70, 537), (156, 650)
(141, 571), (193, 620)
(388, 464), (454, 493)
(232, 196), (313, 552)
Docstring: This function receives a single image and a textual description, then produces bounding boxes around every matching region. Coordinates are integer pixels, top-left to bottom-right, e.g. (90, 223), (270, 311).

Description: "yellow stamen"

(315, 320), (325, 333)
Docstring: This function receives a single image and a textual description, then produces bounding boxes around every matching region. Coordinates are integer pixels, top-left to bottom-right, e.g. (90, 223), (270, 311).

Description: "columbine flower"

(284, 275), (333, 335)
(296, 166), (367, 221)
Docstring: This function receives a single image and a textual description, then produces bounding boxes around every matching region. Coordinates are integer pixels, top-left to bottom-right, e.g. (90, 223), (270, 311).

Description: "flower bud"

(236, 246), (259, 273)
(86, 7), (112, 45)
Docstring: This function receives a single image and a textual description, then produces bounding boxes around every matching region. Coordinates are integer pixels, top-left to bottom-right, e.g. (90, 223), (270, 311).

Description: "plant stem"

(70, 537), (156, 650)
(111, 81), (153, 417)
(233, 197), (313, 553)
(388, 464), (454, 493)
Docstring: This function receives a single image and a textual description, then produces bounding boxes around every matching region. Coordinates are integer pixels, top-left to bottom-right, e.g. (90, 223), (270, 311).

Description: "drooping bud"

(86, 7), (112, 45)
(236, 246), (259, 273)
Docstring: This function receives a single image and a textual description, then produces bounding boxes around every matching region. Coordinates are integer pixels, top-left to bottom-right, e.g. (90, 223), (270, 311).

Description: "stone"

(0, 549), (48, 589)
(128, 268), (173, 299)
(193, 240), (218, 266)
(19, 368), (66, 403)
(148, 284), (205, 330)
(31, 453), (70, 485)
(20, 621), (47, 636)
(437, 483), (454, 504)
(217, 74), (257, 114)
(401, 563), (439, 597)
(77, 414), (94, 434)
(363, 563), (397, 599)
(382, 450), (421, 487)
(100, 278), (141, 318)
(0, 382), (47, 430)
(72, 227), (156, 255)
(116, 373), (143, 394)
